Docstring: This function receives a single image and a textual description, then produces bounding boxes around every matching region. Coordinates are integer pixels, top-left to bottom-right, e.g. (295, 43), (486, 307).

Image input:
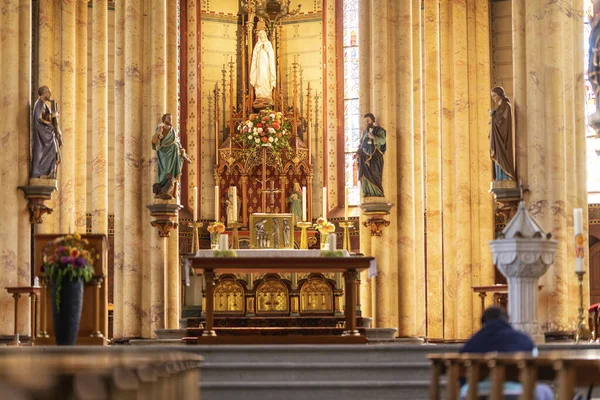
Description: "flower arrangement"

(313, 217), (336, 234)
(207, 221), (226, 234)
(42, 233), (96, 310)
(238, 109), (291, 151)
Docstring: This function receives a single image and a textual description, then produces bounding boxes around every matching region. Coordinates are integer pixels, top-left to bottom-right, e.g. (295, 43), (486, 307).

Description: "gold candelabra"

(338, 220), (354, 252)
(188, 221), (204, 254)
(231, 221), (241, 249)
(297, 221), (312, 249)
(575, 271), (592, 343)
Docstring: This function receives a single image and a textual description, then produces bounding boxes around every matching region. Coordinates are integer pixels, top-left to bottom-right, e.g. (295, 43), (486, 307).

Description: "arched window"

(342, 0), (360, 205)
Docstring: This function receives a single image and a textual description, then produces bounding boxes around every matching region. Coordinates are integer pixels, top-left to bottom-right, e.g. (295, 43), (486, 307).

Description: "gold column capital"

(363, 218), (391, 237)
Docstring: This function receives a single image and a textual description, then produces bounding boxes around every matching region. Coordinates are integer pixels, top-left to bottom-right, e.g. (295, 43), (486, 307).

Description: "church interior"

(2, 0), (600, 398)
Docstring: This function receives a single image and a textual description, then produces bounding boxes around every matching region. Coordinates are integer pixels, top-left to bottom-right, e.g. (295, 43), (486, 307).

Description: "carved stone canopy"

(497, 201), (552, 240)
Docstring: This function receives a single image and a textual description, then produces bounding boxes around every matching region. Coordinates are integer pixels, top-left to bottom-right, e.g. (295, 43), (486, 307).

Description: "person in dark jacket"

(459, 307), (552, 400)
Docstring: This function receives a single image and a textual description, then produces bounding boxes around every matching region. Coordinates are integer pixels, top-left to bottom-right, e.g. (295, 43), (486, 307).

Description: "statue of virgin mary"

(250, 22), (276, 106)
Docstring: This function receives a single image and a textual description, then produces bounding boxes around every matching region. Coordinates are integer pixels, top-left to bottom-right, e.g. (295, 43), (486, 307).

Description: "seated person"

(459, 307), (553, 400)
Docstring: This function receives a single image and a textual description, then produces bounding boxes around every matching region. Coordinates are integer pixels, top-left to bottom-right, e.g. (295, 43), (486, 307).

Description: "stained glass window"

(585, 0), (600, 194)
(343, 0), (360, 205)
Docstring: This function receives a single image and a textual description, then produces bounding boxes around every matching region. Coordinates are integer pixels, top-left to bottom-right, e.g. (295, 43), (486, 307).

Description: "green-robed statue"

(354, 113), (386, 197)
(152, 113), (191, 200)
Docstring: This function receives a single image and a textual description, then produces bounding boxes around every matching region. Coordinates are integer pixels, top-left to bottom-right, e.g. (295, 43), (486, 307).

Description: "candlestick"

(344, 188), (349, 220)
(574, 208), (584, 272)
(322, 187), (327, 218)
(297, 221), (312, 249)
(193, 186), (198, 221)
(302, 186), (307, 222)
(231, 222), (241, 249)
(575, 271), (592, 343)
(215, 185), (219, 221)
(339, 220), (354, 251)
(232, 186), (238, 222)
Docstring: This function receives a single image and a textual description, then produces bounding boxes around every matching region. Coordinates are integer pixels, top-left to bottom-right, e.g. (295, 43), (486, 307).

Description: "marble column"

(120, 0), (144, 338)
(512, 0), (588, 332)
(166, 0), (180, 331)
(113, 0), (125, 337)
(37, 0), (55, 234)
(0, 0), (32, 335)
(92, 0), (108, 234)
(145, 0), (167, 337)
(58, 0), (76, 233)
(361, 0), (493, 340)
(74, 0), (87, 233)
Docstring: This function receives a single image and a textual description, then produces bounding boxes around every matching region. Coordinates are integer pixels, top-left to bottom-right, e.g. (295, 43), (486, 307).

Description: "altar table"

(188, 255), (374, 341)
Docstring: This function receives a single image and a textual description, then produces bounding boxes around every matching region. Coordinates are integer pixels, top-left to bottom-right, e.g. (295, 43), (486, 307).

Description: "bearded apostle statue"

(250, 22), (276, 108)
(31, 86), (62, 179)
(152, 113), (191, 200)
(489, 87), (515, 182)
(355, 113), (387, 197)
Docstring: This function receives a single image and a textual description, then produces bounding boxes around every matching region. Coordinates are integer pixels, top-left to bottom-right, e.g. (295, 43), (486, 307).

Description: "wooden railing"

(0, 348), (202, 399)
(429, 351), (600, 400)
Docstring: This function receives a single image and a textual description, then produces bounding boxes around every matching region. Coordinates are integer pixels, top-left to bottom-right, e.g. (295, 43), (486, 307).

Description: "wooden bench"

(428, 351), (600, 400)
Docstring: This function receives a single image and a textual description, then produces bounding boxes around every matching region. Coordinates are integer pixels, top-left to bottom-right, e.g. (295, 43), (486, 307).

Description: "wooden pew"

(428, 351), (600, 400)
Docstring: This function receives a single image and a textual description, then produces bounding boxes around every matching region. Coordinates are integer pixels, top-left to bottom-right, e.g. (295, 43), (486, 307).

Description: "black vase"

(50, 277), (84, 345)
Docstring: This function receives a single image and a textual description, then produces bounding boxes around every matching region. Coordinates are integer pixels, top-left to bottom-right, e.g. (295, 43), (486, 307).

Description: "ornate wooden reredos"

(213, 3), (314, 227)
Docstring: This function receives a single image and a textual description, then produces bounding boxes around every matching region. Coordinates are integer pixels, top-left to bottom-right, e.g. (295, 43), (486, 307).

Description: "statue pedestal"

(18, 179), (57, 224)
(489, 202), (557, 343)
(146, 201), (183, 238)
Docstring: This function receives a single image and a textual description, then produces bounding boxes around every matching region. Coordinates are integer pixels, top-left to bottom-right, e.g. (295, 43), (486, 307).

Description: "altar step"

(189, 343), (456, 400)
(186, 327), (367, 337)
(184, 316), (372, 328)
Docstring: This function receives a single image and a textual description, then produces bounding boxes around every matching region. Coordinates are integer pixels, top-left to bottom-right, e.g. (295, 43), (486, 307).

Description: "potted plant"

(41, 233), (95, 345)
(314, 218), (336, 250)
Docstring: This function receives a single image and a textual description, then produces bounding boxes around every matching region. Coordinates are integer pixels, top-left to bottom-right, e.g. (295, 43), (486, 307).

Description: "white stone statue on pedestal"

(489, 201), (557, 343)
(250, 21), (276, 107)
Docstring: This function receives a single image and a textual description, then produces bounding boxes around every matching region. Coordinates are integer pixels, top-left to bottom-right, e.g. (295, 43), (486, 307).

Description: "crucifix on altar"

(256, 147), (282, 211)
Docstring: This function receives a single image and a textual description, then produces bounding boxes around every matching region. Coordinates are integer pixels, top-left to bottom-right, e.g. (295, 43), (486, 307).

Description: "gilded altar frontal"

(1, 0), (599, 350)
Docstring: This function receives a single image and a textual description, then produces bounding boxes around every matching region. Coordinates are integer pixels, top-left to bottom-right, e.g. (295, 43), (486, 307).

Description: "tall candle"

(193, 186), (198, 221)
(574, 208), (584, 272)
(302, 186), (307, 222)
(322, 187), (327, 218)
(232, 186), (238, 222)
(215, 185), (219, 221)
(344, 188), (349, 220)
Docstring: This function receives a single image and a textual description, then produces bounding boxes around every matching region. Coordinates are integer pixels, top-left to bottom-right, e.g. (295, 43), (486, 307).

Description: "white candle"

(193, 186), (198, 221)
(322, 187), (327, 218)
(328, 233), (337, 251)
(344, 188), (349, 220)
(574, 208), (584, 272)
(302, 186), (307, 222)
(215, 185), (219, 221)
(232, 186), (238, 222)
(219, 234), (229, 250)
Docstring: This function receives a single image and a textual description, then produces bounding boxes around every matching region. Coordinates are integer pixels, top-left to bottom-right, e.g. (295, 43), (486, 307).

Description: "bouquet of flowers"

(313, 217), (336, 235)
(238, 109), (291, 151)
(207, 221), (226, 234)
(41, 233), (96, 310)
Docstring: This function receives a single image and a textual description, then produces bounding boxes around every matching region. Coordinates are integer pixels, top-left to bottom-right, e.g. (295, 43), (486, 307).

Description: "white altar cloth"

(184, 249), (377, 286)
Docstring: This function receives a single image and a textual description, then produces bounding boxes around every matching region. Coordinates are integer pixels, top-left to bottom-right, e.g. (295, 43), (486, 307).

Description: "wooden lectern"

(34, 234), (108, 345)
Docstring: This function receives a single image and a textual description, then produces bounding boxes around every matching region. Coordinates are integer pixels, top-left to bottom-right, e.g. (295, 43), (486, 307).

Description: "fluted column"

(74, 0), (87, 233)
(37, 0), (55, 234)
(0, 0), (32, 335)
(121, 0), (144, 338)
(423, 0), (444, 339)
(513, 0), (588, 331)
(361, 0), (493, 340)
(145, 0), (167, 337)
(166, 0), (180, 330)
(58, 0), (76, 233)
(113, 0), (125, 337)
(92, 0), (108, 234)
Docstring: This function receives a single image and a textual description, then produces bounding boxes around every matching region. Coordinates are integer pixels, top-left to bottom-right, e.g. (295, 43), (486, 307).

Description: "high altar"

(187, 3), (350, 324)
